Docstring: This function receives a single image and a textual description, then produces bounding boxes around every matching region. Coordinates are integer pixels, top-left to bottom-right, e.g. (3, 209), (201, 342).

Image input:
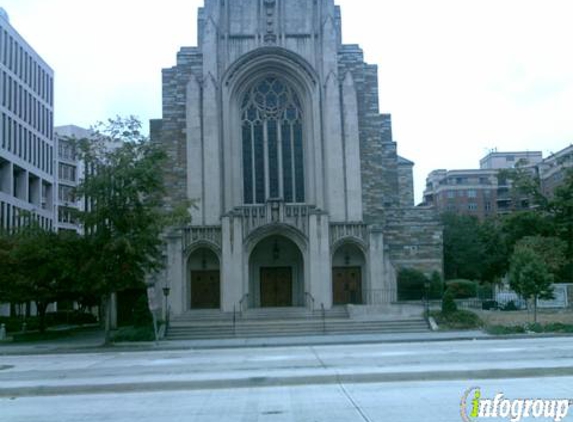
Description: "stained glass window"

(242, 77), (305, 204)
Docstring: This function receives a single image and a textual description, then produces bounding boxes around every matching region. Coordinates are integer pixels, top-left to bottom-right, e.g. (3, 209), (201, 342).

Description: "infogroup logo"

(461, 387), (572, 422)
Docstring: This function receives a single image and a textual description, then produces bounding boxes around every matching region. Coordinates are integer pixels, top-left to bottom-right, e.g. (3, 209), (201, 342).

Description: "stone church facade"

(151, 0), (442, 317)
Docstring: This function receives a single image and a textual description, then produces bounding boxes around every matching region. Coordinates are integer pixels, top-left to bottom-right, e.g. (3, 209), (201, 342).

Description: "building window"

(468, 203), (478, 211)
(467, 190), (477, 198)
(447, 191), (455, 199)
(58, 206), (76, 224)
(58, 185), (75, 203)
(241, 76), (305, 204)
(58, 141), (75, 161)
(58, 163), (76, 182)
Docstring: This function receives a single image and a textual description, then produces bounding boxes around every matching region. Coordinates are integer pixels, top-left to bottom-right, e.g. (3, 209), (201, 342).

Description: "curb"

(1, 332), (573, 356)
(2, 366), (573, 398)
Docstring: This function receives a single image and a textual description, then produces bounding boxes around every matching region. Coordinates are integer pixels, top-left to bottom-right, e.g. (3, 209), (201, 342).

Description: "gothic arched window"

(241, 77), (305, 204)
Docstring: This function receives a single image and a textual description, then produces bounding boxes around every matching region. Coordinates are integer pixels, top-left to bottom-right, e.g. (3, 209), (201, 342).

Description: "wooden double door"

(333, 267), (363, 305)
(260, 267), (293, 307)
(191, 270), (220, 309)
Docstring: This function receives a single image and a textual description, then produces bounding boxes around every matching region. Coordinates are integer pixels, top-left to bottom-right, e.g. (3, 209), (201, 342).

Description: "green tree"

(0, 231), (16, 306)
(441, 289), (457, 315)
(509, 246), (554, 323)
(498, 163), (573, 282)
(550, 169), (573, 282)
(484, 211), (556, 283)
(442, 213), (485, 280)
(478, 218), (509, 283)
(500, 211), (555, 250)
(6, 226), (79, 332)
(515, 236), (566, 278)
(75, 117), (190, 343)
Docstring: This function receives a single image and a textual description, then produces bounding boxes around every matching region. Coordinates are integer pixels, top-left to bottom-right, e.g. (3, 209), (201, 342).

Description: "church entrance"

(332, 243), (366, 305)
(249, 235), (304, 308)
(188, 248), (221, 310)
(191, 271), (220, 309)
(260, 267), (293, 307)
(332, 267), (362, 305)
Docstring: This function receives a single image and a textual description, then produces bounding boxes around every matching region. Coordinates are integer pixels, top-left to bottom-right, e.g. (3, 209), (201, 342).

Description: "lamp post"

(424, 279), (431, 320)
(162, 286), (171, 324)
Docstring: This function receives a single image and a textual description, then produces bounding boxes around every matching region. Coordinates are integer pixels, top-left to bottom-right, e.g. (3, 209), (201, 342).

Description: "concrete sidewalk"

(2, 328), (573, 356)
(0, 329), (490, 356)
(2, 336), (573, 398)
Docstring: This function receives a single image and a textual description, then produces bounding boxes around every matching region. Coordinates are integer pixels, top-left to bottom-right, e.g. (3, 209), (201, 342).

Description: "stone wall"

(384, 207), (444, 276)
(338, 46), (400, 222)
(150, 48), (204, 211)
(398, 158), (415, 207)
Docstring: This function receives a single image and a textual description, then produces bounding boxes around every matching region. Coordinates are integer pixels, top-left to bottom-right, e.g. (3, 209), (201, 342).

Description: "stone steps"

(171, 306), (349, 323)
(166, 318), (429, 340)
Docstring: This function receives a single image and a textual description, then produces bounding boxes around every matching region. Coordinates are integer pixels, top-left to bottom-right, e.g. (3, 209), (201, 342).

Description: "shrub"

(501, 301), (519, 311)
(132, 296), (153, 327)
(0, 316), (39, 333)
(45, 311), (97, 326)
(486, 325), (526, 335)
(442, 289), (458, 314)
(431, 309), (482, 330)
(445, 279), (478, 299)
(12, 330), (74, 342)
(397, 268), (428, 301)
(487, 323), (573, 335)
(481, 300), (499, 310)
(429, 271), (444, 300)
(111, 326), (155, 342)
(544, 323), (573, 333)
(477, 283), (494, 300)
(526, 323), (543, 333)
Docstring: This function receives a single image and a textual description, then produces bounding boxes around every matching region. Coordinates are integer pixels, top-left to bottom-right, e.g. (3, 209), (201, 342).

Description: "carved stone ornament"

(263, 0), (277, 44)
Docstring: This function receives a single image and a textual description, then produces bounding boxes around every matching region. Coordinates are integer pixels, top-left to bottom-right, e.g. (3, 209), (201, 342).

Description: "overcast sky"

(2, 0), (572, 202)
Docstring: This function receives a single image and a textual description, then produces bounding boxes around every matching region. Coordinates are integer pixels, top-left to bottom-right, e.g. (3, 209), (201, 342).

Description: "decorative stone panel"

(330, 223), (369, 247)
(234, 201), (312, 240)
(183, 226), (222, 250)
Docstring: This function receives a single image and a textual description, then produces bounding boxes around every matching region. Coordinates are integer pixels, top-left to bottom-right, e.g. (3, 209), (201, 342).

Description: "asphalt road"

(1, 337), (573, 421)
(2, 377), (573, 422)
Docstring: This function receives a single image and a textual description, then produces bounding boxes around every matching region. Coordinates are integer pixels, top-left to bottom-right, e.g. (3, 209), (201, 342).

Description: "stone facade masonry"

(338, 45), (400, 220)
(384, 208), (444, 276)
(150, 0), (443, 315)
(398, 157), (415, 208)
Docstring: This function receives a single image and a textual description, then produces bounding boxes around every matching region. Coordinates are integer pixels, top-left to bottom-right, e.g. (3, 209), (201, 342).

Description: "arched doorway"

(249, 235), (304, 308)
(332, 243), (366, 305)
(188, 248), (220, 310)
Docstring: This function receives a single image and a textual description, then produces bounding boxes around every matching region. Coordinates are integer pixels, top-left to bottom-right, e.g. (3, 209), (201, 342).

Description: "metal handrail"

(233, 304), (236, 335)
(304, 292), (316, 312)
(321, 303), (326, 334)
(239, 293), (250, 317)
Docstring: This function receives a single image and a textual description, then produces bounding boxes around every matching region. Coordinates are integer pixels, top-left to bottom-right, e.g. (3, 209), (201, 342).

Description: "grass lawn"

(474, 309), (573, 326)
(430, 307), (573, 334)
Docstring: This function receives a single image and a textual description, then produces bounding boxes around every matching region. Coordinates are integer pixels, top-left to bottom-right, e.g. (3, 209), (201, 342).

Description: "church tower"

(151, 0), (442, 316)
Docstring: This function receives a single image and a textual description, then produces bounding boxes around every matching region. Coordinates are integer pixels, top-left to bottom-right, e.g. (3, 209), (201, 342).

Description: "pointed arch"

(220, 47), (324, 210)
